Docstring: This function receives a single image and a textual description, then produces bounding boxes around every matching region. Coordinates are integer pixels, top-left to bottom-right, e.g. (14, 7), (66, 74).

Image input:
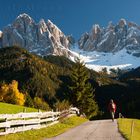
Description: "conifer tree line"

(69, 57), (99, 119)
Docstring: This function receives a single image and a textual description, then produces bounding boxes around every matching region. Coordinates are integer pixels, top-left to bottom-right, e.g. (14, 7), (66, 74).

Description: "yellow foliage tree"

(0, 83), (9, 101)
(0, 80), (25, 105)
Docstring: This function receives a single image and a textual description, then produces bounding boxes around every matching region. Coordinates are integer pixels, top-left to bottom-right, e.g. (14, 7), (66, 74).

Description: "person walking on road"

(108, 99), (116, 121)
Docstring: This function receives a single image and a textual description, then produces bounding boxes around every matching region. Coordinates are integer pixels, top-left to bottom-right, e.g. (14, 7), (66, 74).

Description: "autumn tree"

(0, 80), (25, 105)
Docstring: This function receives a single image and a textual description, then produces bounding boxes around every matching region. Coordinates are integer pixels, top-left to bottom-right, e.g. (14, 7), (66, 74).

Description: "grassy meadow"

(0, 102), (38, 114)
(118, 118), (140, 140)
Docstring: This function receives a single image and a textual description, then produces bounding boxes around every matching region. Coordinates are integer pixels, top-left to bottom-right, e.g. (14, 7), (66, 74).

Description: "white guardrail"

(0, 107), (79, 135)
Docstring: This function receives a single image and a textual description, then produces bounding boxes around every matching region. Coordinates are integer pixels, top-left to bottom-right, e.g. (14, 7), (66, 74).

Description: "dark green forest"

(0, 46), (140, 119)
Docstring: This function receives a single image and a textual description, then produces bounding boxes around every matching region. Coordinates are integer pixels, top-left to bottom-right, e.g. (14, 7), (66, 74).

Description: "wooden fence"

(0, 107), (79, 135)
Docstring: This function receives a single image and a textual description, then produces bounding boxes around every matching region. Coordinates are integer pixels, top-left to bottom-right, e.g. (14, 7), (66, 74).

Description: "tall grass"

(118, 118), (140, 140)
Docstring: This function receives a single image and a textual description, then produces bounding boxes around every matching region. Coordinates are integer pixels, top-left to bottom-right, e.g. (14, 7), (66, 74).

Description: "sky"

(0, 0), (140, 39)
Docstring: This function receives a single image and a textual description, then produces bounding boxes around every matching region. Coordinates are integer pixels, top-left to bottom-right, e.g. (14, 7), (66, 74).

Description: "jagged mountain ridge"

(0, 13), (74, 57)
(78, 19), (140, 57)
(1, 14), (140, 58)
(0, 14), (140, 71)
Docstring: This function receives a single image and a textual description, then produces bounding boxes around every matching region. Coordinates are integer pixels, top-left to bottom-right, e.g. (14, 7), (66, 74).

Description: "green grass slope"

(118, 118), (140, 140)
(0, 102), (38, 114)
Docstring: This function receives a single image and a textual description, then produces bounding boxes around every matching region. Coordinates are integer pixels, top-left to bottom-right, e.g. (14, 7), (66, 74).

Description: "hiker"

(108, 99), (116, 121)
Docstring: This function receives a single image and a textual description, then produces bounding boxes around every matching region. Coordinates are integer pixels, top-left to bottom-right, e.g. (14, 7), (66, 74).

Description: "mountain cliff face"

(1, 13), (73, 57)
(0, 14), (140, 71)
(1, 15), (140, 58)
(78, 19), (140, 56)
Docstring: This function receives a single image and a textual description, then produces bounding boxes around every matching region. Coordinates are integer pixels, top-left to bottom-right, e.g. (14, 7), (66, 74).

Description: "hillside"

(0, 46), (107, 108)
(0, 46), (139, 118)
(117, 68), (140, 118)
(119, 66), (140, 80)
(0, 46), (74, 107)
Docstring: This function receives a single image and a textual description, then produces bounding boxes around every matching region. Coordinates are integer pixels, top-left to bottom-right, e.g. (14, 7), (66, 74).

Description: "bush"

(0, 80), (25, 105)
(24, 93), (34, 107)
(54, 100), (70, 111)
(33, 97), (50, 111)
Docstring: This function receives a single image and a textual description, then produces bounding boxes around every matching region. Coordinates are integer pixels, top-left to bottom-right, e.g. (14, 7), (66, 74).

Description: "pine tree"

(69, 57), (98, 118)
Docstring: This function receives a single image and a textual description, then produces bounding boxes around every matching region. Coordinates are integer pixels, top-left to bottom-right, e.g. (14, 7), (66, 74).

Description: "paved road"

(45, 119), (125, 140)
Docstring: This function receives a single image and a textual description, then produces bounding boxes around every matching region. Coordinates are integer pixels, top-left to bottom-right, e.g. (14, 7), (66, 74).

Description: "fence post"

(119, 113), (121, 118)
(23, 108), (26, 113)
(4, 118), (7, 134)
(22, 108), (26, 133)
(52, 109), (55, 121)
(131, 120), (134, 139)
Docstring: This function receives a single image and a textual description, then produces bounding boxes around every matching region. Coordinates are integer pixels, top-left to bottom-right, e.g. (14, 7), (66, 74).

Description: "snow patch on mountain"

(70, 46), (140, 73)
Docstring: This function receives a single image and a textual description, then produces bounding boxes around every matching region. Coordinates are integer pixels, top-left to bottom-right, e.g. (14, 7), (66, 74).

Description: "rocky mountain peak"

(67, 35), (75, 45)
(39, 19), (46, 26)
(15, 13), (35, 26)
(107, 21), (114, 31)
(78, 33), (89, 49)
(78, 19), (140, 56)
(91, 24), (101, 35)
(46, 19), (70, 49)
(89, 24), (101, 42)
(1, 13), (73, 57)
(47, 19), (55, 26)
(17, 13), (34, 22)
(118, 18), (127, 27)
(127, 22), (140, 29)
(38, 19), (48, 33)
(47, 19), (63, 36)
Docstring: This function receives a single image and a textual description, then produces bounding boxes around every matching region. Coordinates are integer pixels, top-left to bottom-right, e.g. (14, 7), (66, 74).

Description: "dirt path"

(45, 119), (125, 140)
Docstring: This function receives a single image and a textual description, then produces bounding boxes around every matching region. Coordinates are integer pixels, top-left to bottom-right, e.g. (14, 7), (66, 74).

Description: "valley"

(0, 14), (140, 119)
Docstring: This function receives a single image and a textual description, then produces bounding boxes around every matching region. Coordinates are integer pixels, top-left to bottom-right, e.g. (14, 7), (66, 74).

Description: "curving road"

(45, 120), (125, 140)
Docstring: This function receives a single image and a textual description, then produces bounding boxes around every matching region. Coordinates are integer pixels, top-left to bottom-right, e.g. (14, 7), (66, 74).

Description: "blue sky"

(0, 0), (140, 39)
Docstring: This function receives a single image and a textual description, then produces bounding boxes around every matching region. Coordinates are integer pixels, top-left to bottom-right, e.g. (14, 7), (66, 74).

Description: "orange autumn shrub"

(0, 80), (25, 105)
